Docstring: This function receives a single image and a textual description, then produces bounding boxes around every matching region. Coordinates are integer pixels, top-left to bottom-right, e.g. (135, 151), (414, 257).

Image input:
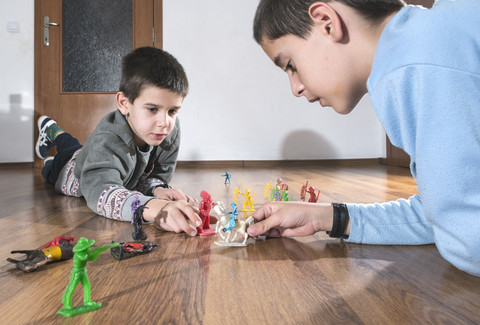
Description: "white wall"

(164, 0), (385, 161)
(0, 0), (34, 163)
(0, 0), (385, 163)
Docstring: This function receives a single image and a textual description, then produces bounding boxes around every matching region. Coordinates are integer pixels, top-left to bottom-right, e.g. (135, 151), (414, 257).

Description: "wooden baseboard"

(0, 159), (388, 170)
(0, 162), (34, 169)
(177, 158), (385, 168)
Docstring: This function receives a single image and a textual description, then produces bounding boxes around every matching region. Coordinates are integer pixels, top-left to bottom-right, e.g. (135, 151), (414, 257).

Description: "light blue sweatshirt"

(345, 0), (480, 276)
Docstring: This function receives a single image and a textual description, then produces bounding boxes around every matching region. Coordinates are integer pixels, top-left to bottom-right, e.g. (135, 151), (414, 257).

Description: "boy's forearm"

(143, 199), (170, 222)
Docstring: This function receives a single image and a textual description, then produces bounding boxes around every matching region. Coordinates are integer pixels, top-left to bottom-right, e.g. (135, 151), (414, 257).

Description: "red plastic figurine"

(196, 190), (216, 236)
(307, 186), (320, 203)
(43, 235), (74, 249)
(300, 181), (309, 202)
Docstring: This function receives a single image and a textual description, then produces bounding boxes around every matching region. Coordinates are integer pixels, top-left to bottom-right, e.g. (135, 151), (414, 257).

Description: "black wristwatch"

(148, 183), (171, 196)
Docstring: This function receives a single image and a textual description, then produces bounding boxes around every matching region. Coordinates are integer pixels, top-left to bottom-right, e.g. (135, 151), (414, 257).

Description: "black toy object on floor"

(110, 241), (159, 260)
(7, 239), (74, 272)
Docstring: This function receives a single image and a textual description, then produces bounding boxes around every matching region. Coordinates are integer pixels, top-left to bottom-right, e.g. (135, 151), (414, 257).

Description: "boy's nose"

(156, 114), (168, 127)
(289, 74), (305, 97)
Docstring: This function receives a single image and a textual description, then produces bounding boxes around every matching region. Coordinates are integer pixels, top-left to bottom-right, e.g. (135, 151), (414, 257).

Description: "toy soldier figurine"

(196, 190), (216, 236)
(221, 171), (232, 184)
(240, 188), (255, 212)
(307, 186), (320, 203)
(58, 237), (119, 317)
(131, 196), (148, 241)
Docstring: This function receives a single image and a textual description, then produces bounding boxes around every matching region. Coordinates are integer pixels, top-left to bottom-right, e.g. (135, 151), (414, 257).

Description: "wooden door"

(34, 0), (163, 167)
(385, 0), (434, 167)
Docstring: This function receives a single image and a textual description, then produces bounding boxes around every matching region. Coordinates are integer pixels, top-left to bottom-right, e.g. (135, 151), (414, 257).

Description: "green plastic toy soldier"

(58, 237), (119, 317)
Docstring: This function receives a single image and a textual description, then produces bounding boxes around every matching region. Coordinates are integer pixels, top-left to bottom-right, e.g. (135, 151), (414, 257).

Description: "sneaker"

(35, 115), (56, 159)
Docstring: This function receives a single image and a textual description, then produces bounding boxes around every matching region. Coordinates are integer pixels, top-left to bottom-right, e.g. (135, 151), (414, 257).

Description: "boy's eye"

(147, 107), (157, 113)
(169, 109), (179, 115)
(285, 61), (296, 73)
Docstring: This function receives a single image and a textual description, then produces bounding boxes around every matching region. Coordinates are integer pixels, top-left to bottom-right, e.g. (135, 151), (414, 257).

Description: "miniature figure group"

(300, 180), (320, 203)
(265, 178), (292, 202)
(263, 178), (320, 203)
(193, 189), (256, 246)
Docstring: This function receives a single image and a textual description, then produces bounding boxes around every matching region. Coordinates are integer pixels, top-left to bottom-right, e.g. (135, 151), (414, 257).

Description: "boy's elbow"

(436, 235), (480, 277)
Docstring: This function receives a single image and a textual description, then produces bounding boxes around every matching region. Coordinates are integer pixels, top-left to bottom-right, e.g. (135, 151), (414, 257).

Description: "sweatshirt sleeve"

(78, 132), (153, 222)
(345, 194), (434, 245)
(364, 64), (480, 276)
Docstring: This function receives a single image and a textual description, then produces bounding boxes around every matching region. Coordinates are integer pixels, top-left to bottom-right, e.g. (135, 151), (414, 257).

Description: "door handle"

(43, 16), (59, 46)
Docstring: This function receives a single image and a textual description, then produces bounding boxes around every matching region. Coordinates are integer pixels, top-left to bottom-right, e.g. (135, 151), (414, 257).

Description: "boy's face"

(260, 28), (367, 115)
(117, 86), (183, 148)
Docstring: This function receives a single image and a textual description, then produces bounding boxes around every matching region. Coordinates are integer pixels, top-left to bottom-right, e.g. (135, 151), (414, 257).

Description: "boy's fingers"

(247, 216), (278, 237)
(185, 195), (198, 206)
(156, 207), (197, 236)
(209, 215), (218, 224)
(251, 204), (273, 222)
(171, 189), (188, 201)
(177, 203), (202, 234)
(180, 194), (194, 204)
(173, 213), (197, 236)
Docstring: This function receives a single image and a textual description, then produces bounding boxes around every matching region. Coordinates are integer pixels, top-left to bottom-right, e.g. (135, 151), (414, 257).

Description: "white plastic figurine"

(230, 216), (255, 245)
(213, 201), (230, 239)
(212, 201), (228, 220)
(215, 211), (255, 247)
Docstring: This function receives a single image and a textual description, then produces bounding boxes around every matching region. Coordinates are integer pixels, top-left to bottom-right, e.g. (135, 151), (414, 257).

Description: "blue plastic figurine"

(221, 171), (232, 185)
(223, 202), (238, 232)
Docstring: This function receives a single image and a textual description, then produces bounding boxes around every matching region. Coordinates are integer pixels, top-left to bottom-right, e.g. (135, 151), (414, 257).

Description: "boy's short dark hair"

(119, 46), (189, 103)
(254, 0), (406, 43)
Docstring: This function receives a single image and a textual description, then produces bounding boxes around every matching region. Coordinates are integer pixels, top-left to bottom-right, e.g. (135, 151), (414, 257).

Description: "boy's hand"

(144, 199), (202, 236)
(153, 187), (198, 206)
(247, 202), (334, 238)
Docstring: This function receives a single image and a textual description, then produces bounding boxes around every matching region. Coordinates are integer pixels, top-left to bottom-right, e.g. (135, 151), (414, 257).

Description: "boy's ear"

(308, 2), (343, 42)
(116, 92), (130, 116)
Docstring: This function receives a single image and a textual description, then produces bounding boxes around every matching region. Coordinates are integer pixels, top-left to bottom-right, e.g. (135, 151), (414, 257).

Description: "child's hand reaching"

(153, 187), (198, 206)
(144, 199), (202, 236)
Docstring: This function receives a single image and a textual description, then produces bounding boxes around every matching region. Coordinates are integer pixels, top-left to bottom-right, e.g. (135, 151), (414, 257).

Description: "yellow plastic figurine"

(239, 188), (255, 212)
(232, 183), (242, 204)
(264, 181), (272, 200)
(58, 238), (119, 317)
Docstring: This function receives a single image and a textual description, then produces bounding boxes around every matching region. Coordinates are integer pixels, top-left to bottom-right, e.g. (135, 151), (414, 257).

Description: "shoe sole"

(35, 115), (54, 159)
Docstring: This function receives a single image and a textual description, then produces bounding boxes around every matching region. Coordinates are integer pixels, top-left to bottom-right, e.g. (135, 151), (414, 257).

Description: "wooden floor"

(0, 163), (479, 324)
